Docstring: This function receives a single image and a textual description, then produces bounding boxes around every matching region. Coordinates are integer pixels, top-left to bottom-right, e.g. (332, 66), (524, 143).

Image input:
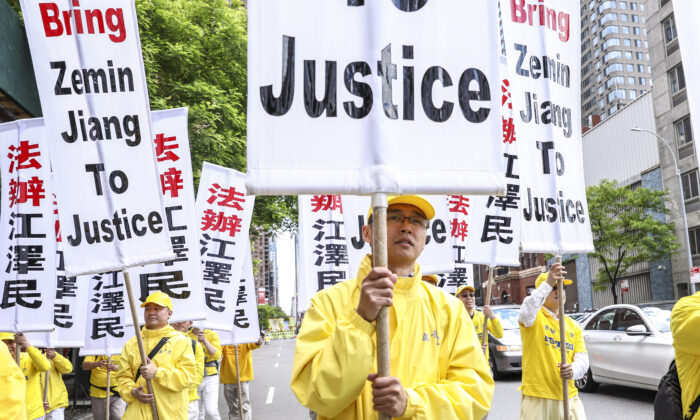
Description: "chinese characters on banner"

(81, 271), (129, 356)
(129, 108), (206, 324)
(247, 0), (505, 196)
(196, 163), (255, 330)
(502, 0), (594, 253)
(216, 249), (261, 346)
(0, 119), (57, 332)
(20, 0), (174, 275)
(297, 195), (350, 312)
(438, 195), (474, 293)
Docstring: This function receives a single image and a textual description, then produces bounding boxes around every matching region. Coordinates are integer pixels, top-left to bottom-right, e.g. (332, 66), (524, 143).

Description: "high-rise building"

(252, 230), (280, 307)
(580, 0), (653, 128)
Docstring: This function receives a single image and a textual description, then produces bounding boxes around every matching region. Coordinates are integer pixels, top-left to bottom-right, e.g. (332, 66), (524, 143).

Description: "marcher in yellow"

(517, 265), (588, 420)
(171, 321), (206, 420)
(456, 284), (504, 359)
(83, 354), (125, 420)
(13, 333), (51, 420)
(40, 348), (72, 420)
(0, 332), (26, 419)
(188, 327), (222, 420)
(421, 274), (438, 286)
(291, 195), (494, 419)
(115, 291), (196, 420)
(671, 291), (700, 420)
(220, 338), (263, 420)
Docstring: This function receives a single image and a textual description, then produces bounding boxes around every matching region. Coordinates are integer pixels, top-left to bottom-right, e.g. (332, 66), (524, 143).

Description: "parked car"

(569, 312), (594, 326)
(487, 305), (523, 378)
(576, 301), (675, 393)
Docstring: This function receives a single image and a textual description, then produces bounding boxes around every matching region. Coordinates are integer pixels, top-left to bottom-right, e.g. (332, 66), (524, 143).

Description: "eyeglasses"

(386, 212), (429, 228)
(458, 293), (475, 298)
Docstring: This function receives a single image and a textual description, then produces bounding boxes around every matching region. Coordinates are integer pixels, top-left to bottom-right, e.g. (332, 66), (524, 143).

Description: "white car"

(576, 301), (675, 392)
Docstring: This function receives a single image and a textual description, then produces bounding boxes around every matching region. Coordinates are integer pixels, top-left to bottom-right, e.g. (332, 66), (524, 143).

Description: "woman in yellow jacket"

(40, 348), (73, 420)
(14, 333), (51, 420)
(1, 332), (26, 419)
(671, 291), (700, 420)
(220, 339), (262, 420)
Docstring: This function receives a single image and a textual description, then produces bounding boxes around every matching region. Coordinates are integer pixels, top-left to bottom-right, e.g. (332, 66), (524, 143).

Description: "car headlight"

(496, 345), (522, 352)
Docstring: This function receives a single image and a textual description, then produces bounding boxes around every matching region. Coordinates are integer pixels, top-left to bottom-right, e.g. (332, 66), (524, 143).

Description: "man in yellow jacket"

(220, 339), (263, 420)
(189, 327), (222, 420)
(83, 354), (125, 420)
(671, 291), (700, 420)
(517, 265), (588, 420)
(291, 195), (494, 419)
(12, 333), (51, 420)
(456, 284), (504, 359)
(1, 332), (26, 419)
(40, 348), (72, 419)
(115, 291), (196, 420)
(171, 321), (205, 420)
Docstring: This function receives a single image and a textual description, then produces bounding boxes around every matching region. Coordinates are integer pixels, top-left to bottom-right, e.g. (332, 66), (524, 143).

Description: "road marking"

(266, 386), (275, 404)
(274, 363), (279, 368)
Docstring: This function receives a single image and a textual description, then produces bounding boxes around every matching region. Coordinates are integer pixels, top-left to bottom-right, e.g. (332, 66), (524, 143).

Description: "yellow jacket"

(40, 353), (73, 413)
(471, 310), (504, 360)
(116, 325), (196, 420)
(21, 346), (50, 420)
(1, 343), (25, 419)
(671, 292), (700, 420)
(291, 255), (494, 419)
(83, 355), (121, 398)
(185, 335), (205, 401)
(221, 343), (261, 384)
(187, 329), (222, 377)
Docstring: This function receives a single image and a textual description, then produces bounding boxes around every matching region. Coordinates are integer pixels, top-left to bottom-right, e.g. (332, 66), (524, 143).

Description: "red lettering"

(39, 3), (63, 38)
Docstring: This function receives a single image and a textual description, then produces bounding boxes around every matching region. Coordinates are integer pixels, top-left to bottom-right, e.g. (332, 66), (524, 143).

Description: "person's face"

(170, 320), (192, 332)
(3, 339), (15, 358)
(544, 286), (566, 312)
(457, 289), (476, 310)
(144, 303), (172, 329)
(362, 204), (428, 268)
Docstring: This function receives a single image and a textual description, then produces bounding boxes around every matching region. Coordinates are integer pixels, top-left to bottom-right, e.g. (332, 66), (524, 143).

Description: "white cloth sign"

(247, 0), (504, 195)
(20, 0), (174, 276)
(196, 163), (255, 331)
(0, 119), (57, 332)
(342, 195), (454, 277)
(216, 249), (261, 346)
(437, 195), (474, 293)
(128, 108), (207, 324)
(672, 1), (700, 158)
(297, 195), (351, 312)
(502, 0), (594, 253)
(81, 271), (129, 356)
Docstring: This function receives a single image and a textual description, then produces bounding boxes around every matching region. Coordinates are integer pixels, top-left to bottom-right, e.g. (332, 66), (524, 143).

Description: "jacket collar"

(356, 254), (422, 296)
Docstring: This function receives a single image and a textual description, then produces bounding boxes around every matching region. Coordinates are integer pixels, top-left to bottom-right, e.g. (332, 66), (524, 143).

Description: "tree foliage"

(257, 304), (288, 331)
(587, 180), (678, 304)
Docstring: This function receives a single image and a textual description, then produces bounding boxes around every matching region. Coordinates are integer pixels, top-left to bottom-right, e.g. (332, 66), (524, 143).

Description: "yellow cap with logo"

(456, 284), (475, 296)
(0, 332), (15, 341)
(140, 291), (173, 310)
(367, 195), (435, 222)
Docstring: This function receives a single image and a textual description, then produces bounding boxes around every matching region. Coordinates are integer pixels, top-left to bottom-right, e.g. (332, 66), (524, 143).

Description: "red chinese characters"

(310, 195), (343, 213)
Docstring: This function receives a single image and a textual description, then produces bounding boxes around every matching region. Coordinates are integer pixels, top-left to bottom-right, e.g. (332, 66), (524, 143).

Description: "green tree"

(587, 179), (679, 304)
(258, 304), (288, 331)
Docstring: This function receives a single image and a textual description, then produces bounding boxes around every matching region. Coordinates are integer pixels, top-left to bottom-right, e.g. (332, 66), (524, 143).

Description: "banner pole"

(234, 345), (244, 420)
(106, 355), (112, 420)
(481, 267), (495, 353)
(122, 270), (160, 420)
(15, 341), (20, 365)
(370, 193), (390, 420)
(43, 368), (50, 409)
(556, 255), (569, 420)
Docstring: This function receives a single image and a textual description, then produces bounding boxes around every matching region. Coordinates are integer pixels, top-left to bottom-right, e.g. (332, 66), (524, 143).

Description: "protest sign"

(216, 249), (261, 346)
(247, 0), (503, 195)
(435, 195), (474, 293)
(196, 163), (255, 331)
(0, 118), (57, 332)
(81, 271), (130, 356)
(502, 0), (594, 253)
(672, 1), (700, 160)
(20, 0), (174, 275)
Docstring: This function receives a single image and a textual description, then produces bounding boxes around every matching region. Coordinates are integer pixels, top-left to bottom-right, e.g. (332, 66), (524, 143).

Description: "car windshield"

(642, 307), (672, 332)
(494, 308), (520, 329)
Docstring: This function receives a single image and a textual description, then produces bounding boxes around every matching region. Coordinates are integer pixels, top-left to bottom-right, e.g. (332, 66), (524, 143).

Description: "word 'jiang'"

(62, 109), (141, 146)
(260, 36), (491, 123)
(522, 189), (586, 224)
(510, 0), (570, 42)
(520, 92), (572, 138)
(39, 1), (126, 43)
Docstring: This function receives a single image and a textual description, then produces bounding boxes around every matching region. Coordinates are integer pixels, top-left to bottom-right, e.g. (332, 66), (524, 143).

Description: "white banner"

(216, 249), (261, 346)
(503, 0), (594, 253)
(128, 108), (206, 324)
(247, 0), (504, 195)
(81, 271), (129, 356)
(196, 163), (255, 331)
(297, 195), (351, 312)
(20, 0), (174, 275)
(0, 119), (57, 332)
(437, 195), (473, 294)
(672, 1), (700, 158)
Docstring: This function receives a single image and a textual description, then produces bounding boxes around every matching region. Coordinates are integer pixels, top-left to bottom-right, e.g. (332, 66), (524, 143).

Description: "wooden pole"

(15, 342), (20, 365)
(481, 267), (495, 352)
(122, 270), (160, 420)
(43, 368), (50, 409)
(234, 345), (244, 420)
(556, 255), (569, 420)
(370, 193), (390, 420)
(106, 355), (112, 420)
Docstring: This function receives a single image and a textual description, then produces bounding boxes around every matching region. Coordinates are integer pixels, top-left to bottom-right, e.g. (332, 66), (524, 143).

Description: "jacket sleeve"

(27, 346), (50, 372)
(519, 282), (552, 327)
(205, 330), (222, 360)
(116, 342), (138, 404)
(671, 295), (700, 356)
(153, 338), (196, 392)
(290, 293), (376, 418)
(487, 317), (504, 339)
(399, 305), (494, 419)
(52, 353), (73, 374)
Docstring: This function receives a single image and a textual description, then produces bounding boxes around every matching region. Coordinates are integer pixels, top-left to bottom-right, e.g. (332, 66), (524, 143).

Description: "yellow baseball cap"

(456, 284), (475, 296)
(535, 272), (572, 289)
(0, 332), (15, 341)
(367, 195), (435, 222)
(422, 274), (438, 285)
(140, 291), (173, 310)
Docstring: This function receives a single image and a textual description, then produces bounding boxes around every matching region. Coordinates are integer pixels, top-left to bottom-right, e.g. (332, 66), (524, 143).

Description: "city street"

(218, 339), (657, 419)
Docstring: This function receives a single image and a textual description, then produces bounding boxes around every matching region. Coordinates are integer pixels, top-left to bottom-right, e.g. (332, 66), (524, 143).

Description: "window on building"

(598, 1), (617, 13)
(630, 2), (637, 10)
(669, 64), (686, 94)
(600, 13), (618, 25)
(601, 26), (620, 37)
(637, 64), (644, 72)
(627, 76), (636, 85)
(607, 89), (626, 103)
(605, 63), (624, 76)
(602, 38), (621, 51)
(634, 39), (642, 48)
(603, 50), (622, 63)
(620, 1), (627, 9)
(636, 52), (644, 60)
(633, 27), (641, 35)
(681, 169), (699, 201)
(623, 37), (631, 46)
(639, 77), (646, 85)
(627, 64), (635, 72)
(606, 76), (626, 89)
(593, 36), (599, 46)
(632, 14), (639, 22)
(599, 98), (605, 109)
(622, 26), (630, 34)
(629, 90), (637, 99)
(675, 116), (694, 145)
(690, 226), (700, 256)
(621, 14), (628, 22)
(625, 51), (633, 59)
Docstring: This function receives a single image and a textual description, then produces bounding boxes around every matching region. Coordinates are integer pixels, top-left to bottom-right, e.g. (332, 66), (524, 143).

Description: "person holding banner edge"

(9, 332), (51, 420)
(40, 348), (73, 420)
(517, 264), (588, 420)
(0, 332), (27, 419)
(115, 291), (196, 420)
(291, 195), (494, 419)
(220, 338), (263, 420)
(456, 284), (504, 359)
(171, 321), (206, 420)
(83, 354), (126, 420)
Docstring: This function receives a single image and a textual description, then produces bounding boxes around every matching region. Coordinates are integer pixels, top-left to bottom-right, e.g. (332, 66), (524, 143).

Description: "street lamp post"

(631, 127), (697, 295)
